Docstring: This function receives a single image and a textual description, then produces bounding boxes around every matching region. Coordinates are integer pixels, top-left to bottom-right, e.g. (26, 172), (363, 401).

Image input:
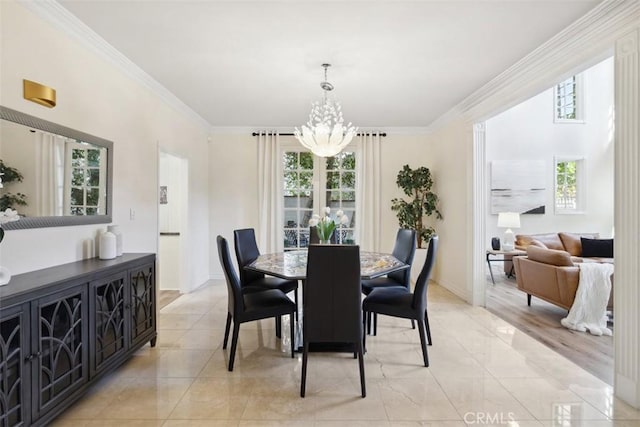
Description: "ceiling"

(57, 0), (600, 129)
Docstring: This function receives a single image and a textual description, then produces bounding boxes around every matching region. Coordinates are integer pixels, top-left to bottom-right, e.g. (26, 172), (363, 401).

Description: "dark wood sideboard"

(0, 253), (157, 427)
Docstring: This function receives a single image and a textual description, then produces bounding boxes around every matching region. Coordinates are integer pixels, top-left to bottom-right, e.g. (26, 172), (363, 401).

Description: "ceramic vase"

(107, 225), (123, 256)
(99, 231), (117, 260)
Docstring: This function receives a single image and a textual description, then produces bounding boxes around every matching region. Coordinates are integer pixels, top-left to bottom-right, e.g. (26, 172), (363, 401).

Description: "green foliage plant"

(391, 164), (442, 248)
(0, 159), (28, 212)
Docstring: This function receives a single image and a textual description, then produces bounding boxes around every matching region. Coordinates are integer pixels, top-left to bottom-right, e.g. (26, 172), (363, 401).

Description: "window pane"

(299, 152), (314, 170)
(284, 229), (298, 248)
(326, 172), (340, 189)
(72, 149), (85, 166)
(342, 152), (356, 170)
(342, 172), (355, 189)
(342, 191), (356, 203)
(300, 209), (313, 227)
(284, 171), (297, 193)
(337, 229), (355, 245)
(284, 210), (298, 228)
(72, 169), (85, 186)
(87, 188), (100, 205)
(300, 191), (313, 209)
(300, 229), (310, 248)
(299, 172), (313, 190)
(87, 149), (101, 167)
(283, 152), (298, 170)
(86, 207), (97, 215)
(70, 206), (85, 216)
(71, 188), (84, 205)
(88, 169), (100, 186)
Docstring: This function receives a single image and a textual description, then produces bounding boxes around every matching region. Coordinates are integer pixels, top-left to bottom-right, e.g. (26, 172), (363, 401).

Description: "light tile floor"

(52, 281), (640, 426)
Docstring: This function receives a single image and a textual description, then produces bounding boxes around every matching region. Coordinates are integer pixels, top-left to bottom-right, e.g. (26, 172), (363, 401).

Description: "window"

(555, 157), (585, 213)
(282, 148), (357, 250)
(283, 151), (314, 250)
(65, 142), (107, 215)
(554, 75), (583, 122)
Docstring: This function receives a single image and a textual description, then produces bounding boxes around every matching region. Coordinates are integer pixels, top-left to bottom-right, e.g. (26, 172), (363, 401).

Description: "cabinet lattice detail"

(0, 311), (24, 427)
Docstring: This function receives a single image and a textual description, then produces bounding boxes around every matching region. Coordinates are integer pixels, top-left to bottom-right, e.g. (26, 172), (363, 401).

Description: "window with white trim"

(65, 141), (107, 215)
(555, 157), (585, 213)
(282, 147), (357, 250)
(554, 75), (584, 122)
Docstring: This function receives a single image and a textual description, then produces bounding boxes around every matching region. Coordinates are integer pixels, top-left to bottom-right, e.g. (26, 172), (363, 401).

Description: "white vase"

(0, 265), (11, 286)
(99, 231), (117, 260)
(107, 225), (123, 256)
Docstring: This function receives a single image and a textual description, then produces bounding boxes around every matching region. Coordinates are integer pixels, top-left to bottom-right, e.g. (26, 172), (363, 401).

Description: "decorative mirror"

(0, 106), (113, 230)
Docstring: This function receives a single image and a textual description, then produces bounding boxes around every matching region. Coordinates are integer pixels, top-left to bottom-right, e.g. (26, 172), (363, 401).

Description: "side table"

(486, 249), (526, 284)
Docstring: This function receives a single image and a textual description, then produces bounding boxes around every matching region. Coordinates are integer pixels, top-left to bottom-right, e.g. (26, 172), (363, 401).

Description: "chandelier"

(294, 64), (358, 157)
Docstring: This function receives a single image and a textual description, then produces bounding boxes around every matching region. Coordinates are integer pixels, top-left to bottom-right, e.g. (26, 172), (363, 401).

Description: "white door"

(158, 151), (188, 292)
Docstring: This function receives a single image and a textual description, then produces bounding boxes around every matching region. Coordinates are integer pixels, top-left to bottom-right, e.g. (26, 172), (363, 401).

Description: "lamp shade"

(497, 212), (520, 229)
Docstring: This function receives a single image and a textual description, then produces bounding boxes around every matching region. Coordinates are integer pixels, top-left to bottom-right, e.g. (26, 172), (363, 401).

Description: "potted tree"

(391, 164), (442, 282)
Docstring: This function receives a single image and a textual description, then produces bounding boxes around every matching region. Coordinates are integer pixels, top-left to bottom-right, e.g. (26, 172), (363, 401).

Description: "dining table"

(245, 248), (409, 351)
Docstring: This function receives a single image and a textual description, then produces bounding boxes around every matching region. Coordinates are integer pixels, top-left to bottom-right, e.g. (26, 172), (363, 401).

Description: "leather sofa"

(503, 232), (604, 273)
(510, 232), (613, 310)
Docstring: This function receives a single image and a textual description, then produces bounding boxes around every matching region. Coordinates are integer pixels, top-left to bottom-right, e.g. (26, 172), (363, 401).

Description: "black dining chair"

(362, 235), (438, 367)
(361, 229), (416, 334)
(234, 228), (299, 336)
(217, 235), (296, 371)
(308, 226), (337, 244)
(300, 245), (366, 398)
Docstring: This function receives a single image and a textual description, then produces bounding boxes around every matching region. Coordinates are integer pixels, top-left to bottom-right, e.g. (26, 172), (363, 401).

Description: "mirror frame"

(0, 106), (113, 230)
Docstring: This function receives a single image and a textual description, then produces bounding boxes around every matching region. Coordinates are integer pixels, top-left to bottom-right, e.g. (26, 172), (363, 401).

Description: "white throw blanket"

(561, 262), (614, 336)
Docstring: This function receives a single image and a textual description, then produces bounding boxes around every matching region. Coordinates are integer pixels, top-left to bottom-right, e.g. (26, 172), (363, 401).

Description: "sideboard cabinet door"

(129, 263), (156, 348)
(31, 286), (88, 421)
(0, 303), (29, 427)
(90, 272), (127, 377)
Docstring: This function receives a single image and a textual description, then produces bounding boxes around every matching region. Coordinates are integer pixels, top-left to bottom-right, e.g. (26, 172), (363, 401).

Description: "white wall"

(424, 118), (475, 300)
(208, 132), (435, 279)
(485, 57), (614, 242)
(0, 1), (210, 292)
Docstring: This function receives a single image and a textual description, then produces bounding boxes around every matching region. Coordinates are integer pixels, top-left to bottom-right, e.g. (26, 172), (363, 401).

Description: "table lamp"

(497, 212), (520, 251)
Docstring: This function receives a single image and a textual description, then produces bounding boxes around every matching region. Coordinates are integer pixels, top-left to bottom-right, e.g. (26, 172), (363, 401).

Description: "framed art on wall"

(491, 160), (546, 214)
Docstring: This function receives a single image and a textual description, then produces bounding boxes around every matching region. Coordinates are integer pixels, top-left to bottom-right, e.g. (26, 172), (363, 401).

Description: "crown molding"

(19, 0), (211, 131)
(428, 0), (640, 132)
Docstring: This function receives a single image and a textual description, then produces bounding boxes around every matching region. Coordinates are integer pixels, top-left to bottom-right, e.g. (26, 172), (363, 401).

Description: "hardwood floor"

(158, 290), (181, 310)
(485, 265), (613, 385)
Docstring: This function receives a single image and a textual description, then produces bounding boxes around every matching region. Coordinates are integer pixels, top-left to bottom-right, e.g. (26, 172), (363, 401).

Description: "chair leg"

(411, 319), (416, 329)
(290, 312), (295, 358)
(527, 294), (532, 306)
(373, 313), (377, 336)
(223, 312), (232, 349)
(275, 316), (282, 338)
(300, 342), (310, 397)
(228, 322), (241, 371)
(357, 341), (366, 398)
(425, 310), (432, 346)
(417, 319), (429, 367)
(294, 289), (299, 322)
(362, 311), (367, 352)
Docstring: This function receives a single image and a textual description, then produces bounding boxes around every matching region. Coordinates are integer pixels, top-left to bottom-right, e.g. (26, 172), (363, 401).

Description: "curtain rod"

(252, 132), (387, 137)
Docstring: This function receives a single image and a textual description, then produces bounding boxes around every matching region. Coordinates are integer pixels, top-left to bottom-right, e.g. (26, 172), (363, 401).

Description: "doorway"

(158, 151), (189, 296)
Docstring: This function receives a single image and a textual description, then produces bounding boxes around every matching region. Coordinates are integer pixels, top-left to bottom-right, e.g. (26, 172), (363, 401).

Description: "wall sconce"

(23, 79), (56, 108)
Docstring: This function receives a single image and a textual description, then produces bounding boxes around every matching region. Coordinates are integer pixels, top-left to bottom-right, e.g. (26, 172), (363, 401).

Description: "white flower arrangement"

(0, 208), (20, 244)
(308, 206), (349, 243)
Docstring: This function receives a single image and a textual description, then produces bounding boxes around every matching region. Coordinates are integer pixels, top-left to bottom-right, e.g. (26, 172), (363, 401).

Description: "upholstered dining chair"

(308, 226), (337, 244)
(361, 229), (416, 334)
(300, 245), (366, 398)
(217, 235), (296, 371)
(234, 228), (299, 336)
(362, 235), (438, 367)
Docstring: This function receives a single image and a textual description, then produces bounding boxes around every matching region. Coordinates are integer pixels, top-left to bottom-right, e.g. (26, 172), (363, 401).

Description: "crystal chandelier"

(294, 64), (357, 157)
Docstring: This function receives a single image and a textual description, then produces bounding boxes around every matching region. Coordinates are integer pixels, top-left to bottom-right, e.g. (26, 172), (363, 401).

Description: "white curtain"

(257, 131), (283, 253)
(356, 132), (382, 251)
(34, 132), (65, 216)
